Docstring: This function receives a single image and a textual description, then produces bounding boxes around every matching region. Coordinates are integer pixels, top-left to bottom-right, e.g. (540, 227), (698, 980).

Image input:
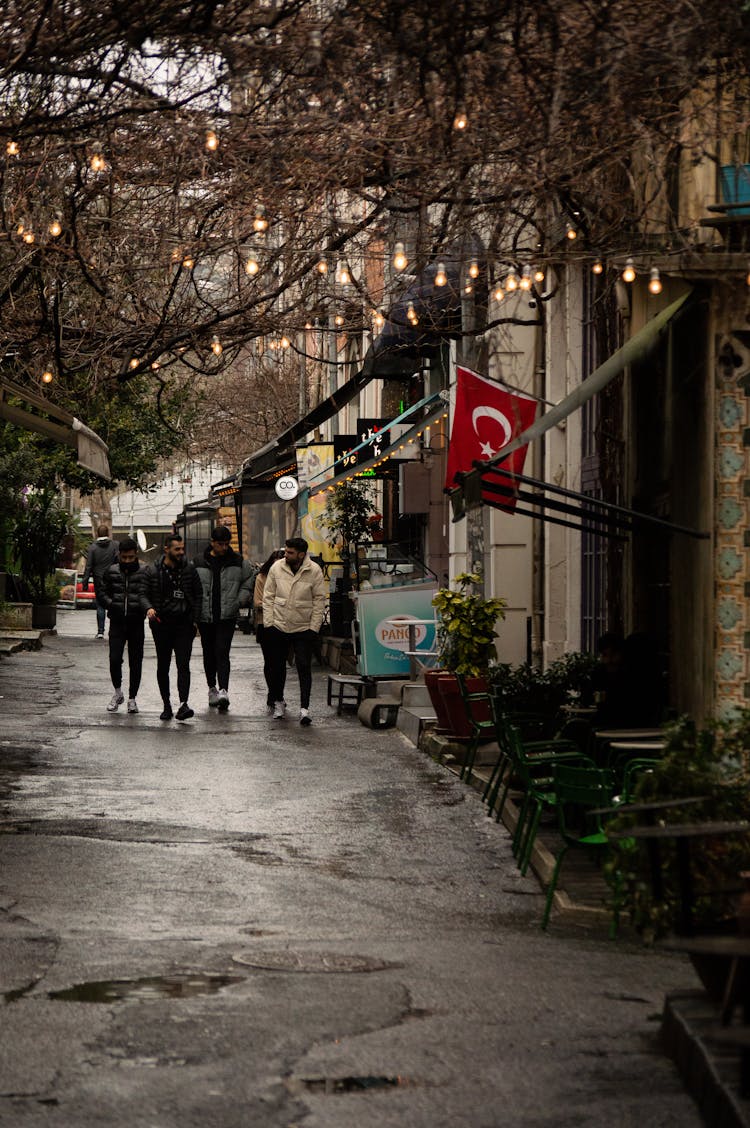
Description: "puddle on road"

(48, 972), (244, 1002)
(293, 1075), (418, 1095)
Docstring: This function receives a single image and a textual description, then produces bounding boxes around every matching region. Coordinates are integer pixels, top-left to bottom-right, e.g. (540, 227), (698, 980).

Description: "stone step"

(397, 705), (437, 746)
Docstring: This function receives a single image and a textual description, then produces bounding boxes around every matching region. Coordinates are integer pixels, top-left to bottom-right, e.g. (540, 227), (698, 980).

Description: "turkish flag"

(445, 366), (538, 511)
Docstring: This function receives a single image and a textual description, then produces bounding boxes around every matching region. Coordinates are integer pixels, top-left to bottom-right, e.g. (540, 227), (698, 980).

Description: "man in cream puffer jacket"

(262, 537), (326, 725)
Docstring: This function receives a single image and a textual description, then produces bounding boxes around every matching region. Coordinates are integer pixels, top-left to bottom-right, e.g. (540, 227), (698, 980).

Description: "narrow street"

(0, 612), (700, 1127)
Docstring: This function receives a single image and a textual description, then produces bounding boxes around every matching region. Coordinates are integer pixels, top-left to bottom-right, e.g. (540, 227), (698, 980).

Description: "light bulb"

(316, 254), (328, 274)
(151, 360), (160, 370)
(468, 259), (479, 279)
(592, 259), (604, 275)
(336, 262), (350, 286)
(41, 370), (53, 384)
(566, 225), (577, 241)
(280, 336), (290, 349)
(48, 217), (62, 237)
(89, 146), (107, 172)
(205, 129), (219, 151)
(245, 255), (259, 275)
(129, 358), (139, 369)
(334, 313), (344, 326)
(519, 266), (533, 291)
(6, 140), (19, 156)
(407, 300), (418, 325)
(23, 230), (34, 244)
(253, 207), (268, 233)
(453, 110), (468, 131)
(493, 283), (505, 303)
(648, 267), (662, 295)
(434, 262), (447, 287)
(182, 255), (194, 270)
(505, 269), (518, 291)
(533, 267), (545, 283)
(392, 241), (408, 272)
(464, 280), (473, 294)
(372, 309), (384, 330)
(622, 258), (636, 283)
(211, 336), (222, 356)
(16, 222), (24, 235)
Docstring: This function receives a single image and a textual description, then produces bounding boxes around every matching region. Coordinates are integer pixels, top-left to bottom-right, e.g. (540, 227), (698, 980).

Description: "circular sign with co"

(275, 476), (299, 500)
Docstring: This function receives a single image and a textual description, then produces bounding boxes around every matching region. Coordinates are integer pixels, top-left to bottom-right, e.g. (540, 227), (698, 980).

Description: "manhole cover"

(232, 950), (396, 973)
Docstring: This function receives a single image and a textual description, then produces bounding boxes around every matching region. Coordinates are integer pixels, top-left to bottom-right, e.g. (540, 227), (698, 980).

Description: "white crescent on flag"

(471, 405), (513, 458)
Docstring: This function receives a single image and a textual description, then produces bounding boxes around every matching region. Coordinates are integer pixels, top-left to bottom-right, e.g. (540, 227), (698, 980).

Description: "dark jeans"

(150, 617), (195, 706)
(198, 620), (236, 690)
(266, 627), (314, 709)
(108, 615), (145, 698)
(95, 599), (106, 635)
(256, 624), (275, 706)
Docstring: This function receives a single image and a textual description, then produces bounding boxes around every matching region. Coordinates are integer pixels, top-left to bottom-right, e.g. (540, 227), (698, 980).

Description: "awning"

(0, 376), (111, 479)
(305, 392), (449, 500)
(452, 289), (695, 525)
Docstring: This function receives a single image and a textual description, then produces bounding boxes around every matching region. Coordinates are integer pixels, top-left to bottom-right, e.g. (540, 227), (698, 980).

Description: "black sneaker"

(217, 689), (229, 712)
(175, 703), (194, 721)
(160, 705), (173, 721)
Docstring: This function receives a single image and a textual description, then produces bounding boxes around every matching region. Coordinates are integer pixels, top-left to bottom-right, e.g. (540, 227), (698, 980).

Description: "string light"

(453, 110), (468, 131)
(151, 360), (160, 370)
(205, 128), (219, 151)
(648, 267), (662, 295)
(407, 300), (418, 325)
(566, 225), (577, 241)
(434, 262), (447, 287)
(392, 242), (408, 272)
(622, 258), (636, 283)
(15, 222), (24, 235)
(372, 309), (384, 330)
(335, 262), (350, 286)
(316, 254), (328, 274)
(129, 358), (139, 369)
(253, 206), (268, 233)
(22, 229), (35, 244)
(533, 267), (545, 283)
(89, 143), (107, 172)
(280, 336), (291, 349)
(41, 370), (53, 384)
(182, 255), (195, 270)
(464, 279), (473, 294)
(211, 336), (222, 356)
(592, 259), (604, 275)
(245, 254), (259, 275)
(334, 313), (344, 326)
(505, 269), (519, 292)
(468, 259), (479, 279)
(519, 266), (533, 291)
(6, 140), (19, 156)
(493, 283), (505, 302)
(48, 216), (62, 237)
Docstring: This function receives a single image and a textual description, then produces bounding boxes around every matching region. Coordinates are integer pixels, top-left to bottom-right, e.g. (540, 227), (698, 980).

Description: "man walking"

(262, 536), (326, 725)
(83, 524), (119, 638)
(141, 534), (203, 721)
(194, 526), (255, 712)
(100, 536), (147, 714)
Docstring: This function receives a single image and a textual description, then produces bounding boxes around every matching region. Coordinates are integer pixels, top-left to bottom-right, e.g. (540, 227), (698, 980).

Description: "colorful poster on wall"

(354, 583), (437, 677)
(297, 443), (340, 562)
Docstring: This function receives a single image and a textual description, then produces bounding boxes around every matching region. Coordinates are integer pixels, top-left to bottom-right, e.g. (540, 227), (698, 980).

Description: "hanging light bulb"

(151, 360), (160, 370)
(519, 266), (533, 291)
(6, 139), (19, 156)
(407, 300), (418, 325)
(280, 336), (291, 349)
(434, 262), (447, 287)
(253, 206), (268, 233)
(15, 222), (24, 235)
(335, 262), (350, 286)
(205, 128), (219, 152)
(566, 225), (577, 241)
(622, 258), (636, 283)
(245, 254), (259, 276)
(505, 269), (519, 291)
(334, 313), (345, 326)
(533, 267), (545, 283)
(493, 282), (505, 303)
(648, 267), (662, 295)
(372, 309), (385, 330)
(22, 229), (35, 244)
(41, 370), (53, 384)
(592, 259), (604, 275)
(468, 259), (479, 279)
(211, 336), (222, 356)
(392, 241), (408, 272)
(464, 279), (473, 294)
(182, 255), (195, 270)
(129, 358), (139, 369)
(452, 109), (468, 131)
(48, 216), (62, 237)
(89, 144), (107, 172)
(315, 254), (328, 274)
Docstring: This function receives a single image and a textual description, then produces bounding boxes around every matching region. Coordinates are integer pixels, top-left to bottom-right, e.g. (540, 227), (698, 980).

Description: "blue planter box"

(720, 164), (750, 215)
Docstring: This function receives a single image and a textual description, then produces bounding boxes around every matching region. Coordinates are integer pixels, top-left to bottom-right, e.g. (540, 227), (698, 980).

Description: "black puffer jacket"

(141, 556), (203, 622)
(101, 562), (148, 619)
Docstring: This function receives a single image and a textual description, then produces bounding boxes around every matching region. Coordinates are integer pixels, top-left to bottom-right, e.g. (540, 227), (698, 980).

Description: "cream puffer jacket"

(262, 555), (326, 634)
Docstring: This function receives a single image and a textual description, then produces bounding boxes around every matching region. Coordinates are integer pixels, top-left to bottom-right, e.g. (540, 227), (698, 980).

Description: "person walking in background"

(100, 536), (147, 714)
(253, 548), (285, 714)
(141, 534), (203, 722)
(83, 524), (119, 639)
(194, 526), (255, 712)
(262, 537), (325, 726)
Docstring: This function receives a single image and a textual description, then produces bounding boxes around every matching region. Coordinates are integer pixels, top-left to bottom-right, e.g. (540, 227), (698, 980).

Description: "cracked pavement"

(0, 611), (701, 1126)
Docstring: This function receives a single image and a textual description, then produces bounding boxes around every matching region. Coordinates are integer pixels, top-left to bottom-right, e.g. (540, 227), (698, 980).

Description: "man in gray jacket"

(194, 526), (255, 712)
(84, 524), (119, 638)
(262, 536), (326, 725)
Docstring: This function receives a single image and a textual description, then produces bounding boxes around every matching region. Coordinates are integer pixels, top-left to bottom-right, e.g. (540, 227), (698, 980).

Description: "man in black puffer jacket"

(100, 536), (148, 714)
(141, 533), (203, 722)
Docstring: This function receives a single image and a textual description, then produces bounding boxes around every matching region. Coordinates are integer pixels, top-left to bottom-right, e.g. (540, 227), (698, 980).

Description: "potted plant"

(321, 481), (377, 636)
(10, 489), (69, 630)
(428, 572), (507, 738)
(488, 651), (599, 732)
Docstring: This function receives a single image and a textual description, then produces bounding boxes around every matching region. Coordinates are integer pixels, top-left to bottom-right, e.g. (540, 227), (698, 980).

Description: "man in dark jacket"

(194, 526), (254, 712)
(84, 524), (119, 638)
(141, 534), (203, 721)
(101, 536), (147, 714)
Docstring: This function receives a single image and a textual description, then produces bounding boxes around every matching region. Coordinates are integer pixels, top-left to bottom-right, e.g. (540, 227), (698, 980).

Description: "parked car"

(75, 575), (97, 606)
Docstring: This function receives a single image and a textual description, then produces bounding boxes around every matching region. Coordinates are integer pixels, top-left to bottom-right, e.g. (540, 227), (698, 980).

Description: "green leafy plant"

(605, 713), (750, 939)
(488, 651), (598, 716)
(432, 572), (507, 677)
(321, 481), (377, 553)
(10, 490), (69, 604)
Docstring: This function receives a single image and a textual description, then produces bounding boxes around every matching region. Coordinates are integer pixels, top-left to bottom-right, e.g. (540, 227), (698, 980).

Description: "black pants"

(108, 616), (145, 698)
(198, 620), (236, 690)
(256, 624), (275, 706)
(150, 618), (195, 706)
(266, 627), (314, 709)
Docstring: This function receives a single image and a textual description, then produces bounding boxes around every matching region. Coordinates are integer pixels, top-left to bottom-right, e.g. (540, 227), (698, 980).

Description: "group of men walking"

(83, 525), (325, 724)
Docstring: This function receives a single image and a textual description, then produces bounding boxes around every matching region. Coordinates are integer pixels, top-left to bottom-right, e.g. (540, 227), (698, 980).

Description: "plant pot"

(0, 602), (33, 630)
(32, 604), (57, 630)
(424, 669), (453, 734)
(426, 672), (490, 739)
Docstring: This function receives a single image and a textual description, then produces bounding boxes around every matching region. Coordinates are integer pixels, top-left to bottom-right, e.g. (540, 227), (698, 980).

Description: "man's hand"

(146, 608), (158, 621)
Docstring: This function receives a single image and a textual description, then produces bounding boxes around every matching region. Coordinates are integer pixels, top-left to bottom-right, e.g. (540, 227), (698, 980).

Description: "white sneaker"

(273, 701), (286, 719)
(217, 689), (229, 712)
(107, 690), (124, 712)
(127, 699), (138, 714)
(208, 686), (220, 707)
(300, 708), (312, 726)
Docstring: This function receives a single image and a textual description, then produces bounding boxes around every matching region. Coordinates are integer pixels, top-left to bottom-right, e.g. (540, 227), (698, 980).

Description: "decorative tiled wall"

(715, 331), (750, 718)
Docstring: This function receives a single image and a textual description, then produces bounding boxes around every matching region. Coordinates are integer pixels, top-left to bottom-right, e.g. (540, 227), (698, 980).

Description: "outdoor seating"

(455, 674), (497, 784)
(327, 673), (367, 715)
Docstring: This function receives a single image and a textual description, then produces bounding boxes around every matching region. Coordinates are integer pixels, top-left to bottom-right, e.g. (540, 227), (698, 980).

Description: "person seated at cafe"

(591, 631), (629, 727)
(621, 630), (665, 727)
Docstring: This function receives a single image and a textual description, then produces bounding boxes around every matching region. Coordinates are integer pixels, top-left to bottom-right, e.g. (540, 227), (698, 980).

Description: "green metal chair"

(482, 706), (549, 817)
(541, 762), (617, 931)
(454, 674), (496, 784)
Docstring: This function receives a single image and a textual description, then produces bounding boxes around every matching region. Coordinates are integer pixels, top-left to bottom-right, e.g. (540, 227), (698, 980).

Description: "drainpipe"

(531, 338), (545, 670)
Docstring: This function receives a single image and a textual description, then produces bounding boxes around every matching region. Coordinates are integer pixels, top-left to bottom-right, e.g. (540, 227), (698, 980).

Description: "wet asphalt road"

(0, 610), (701, 1127)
